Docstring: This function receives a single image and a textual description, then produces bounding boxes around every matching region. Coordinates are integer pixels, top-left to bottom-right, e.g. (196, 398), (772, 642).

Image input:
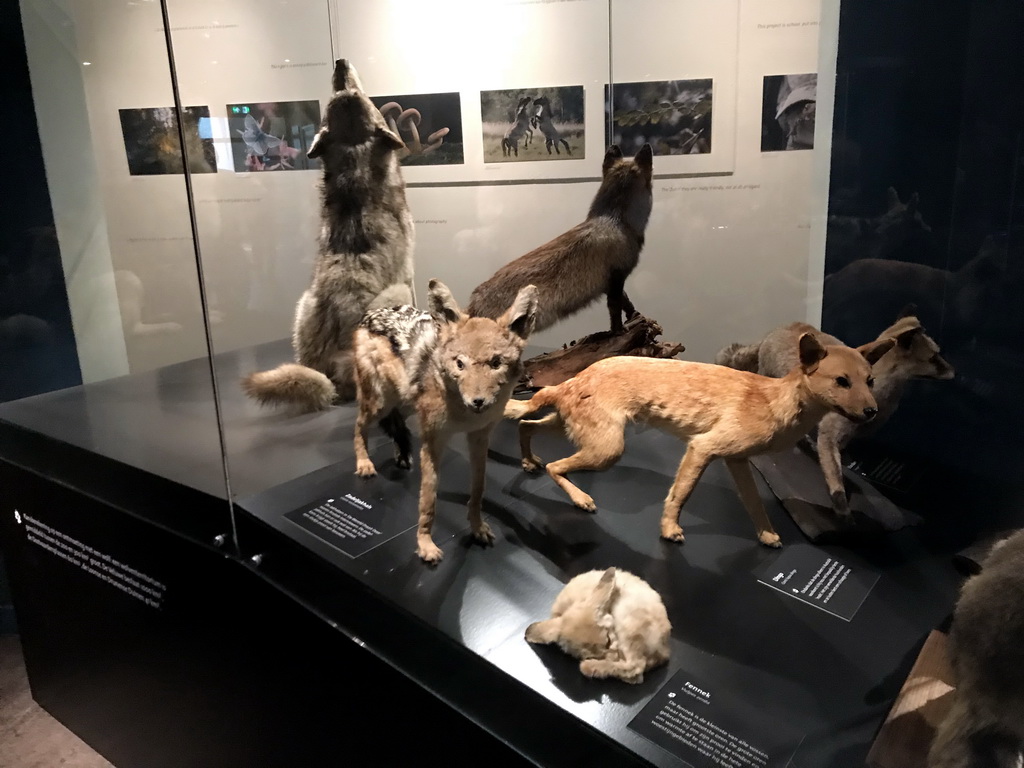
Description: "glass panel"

(5, 0), (234, 547)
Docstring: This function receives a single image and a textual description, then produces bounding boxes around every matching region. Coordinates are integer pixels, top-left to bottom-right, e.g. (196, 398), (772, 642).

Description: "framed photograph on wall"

(479, 86), (585, 163)
(226, 100), (322, 172)
(369, 92), (464, 166)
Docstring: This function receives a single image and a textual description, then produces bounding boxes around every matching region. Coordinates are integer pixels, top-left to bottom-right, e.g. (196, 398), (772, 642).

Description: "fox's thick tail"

(242, 363), (335, 411)
(503, 385), (560, 420)
(714, 342), (760, 371)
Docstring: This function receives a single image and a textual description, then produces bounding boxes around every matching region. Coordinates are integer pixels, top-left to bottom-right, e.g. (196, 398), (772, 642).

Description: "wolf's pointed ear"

(886, 187), (901, 210)
(307, 128), (328, 159)
(798, 333), (827, 372)
(376, 125), (405, 150)
(602, 145), (624, 175)
(427, 279), (465, 325)
(857, 337), (895, 364)
(593, 568), (618, 615)
(896, 303), (918, 320)
(501, 284), (539, 341)
(635, 143), (653, 172)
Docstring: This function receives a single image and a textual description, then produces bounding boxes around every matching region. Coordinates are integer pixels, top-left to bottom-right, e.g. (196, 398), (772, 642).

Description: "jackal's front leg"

(660, 447), (712, 542)
(816, 429), (851, 518)
(725, 458), (781, 547)
(466, 426), (496, 547)
(416, 435), (446, 564)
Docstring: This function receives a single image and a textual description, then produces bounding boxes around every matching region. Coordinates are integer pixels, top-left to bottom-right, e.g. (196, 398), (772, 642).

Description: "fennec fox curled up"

(525, 567), (671, 684)
(508, 334), (893, 547)
(717, 307), (953, 517)
(353, 279), (538, 564)
(928, 530), (1024, 768)
(468, 144), (653, 334)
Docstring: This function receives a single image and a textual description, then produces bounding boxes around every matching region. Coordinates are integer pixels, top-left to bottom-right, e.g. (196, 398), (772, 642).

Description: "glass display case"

(3, 0), (1023, 765)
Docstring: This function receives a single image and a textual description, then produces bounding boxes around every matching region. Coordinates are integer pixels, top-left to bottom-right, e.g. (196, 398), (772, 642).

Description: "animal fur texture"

(716, 308), (954, 516)
(508, 334), (893, 547)
(928, 530), (1024, 768)
(525, 567), (671, 684)
(242, 59), (414, 410)
(353, 279), (538, 564)
(468, 144), (653, 335)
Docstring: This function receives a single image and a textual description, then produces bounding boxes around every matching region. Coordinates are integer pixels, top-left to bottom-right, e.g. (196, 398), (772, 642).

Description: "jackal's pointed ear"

(593, 568), (618, 615)
(307, 128), (328, 159)
(602, 145), (624, 175)
(896, 303), (918, 320)
(376, 124), (405, 150)
(427, 279), (465, 325)
(886, 186), (901, 210)
(635, 143), (653, 172)
(894, 325), (922, 349)
(857, 337), (895, 365)
(798, 333), (827, 372)
(501, 284), (538, 341)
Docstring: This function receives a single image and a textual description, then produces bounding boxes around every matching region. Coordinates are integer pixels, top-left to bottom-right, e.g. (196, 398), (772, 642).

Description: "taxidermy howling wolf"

(469, 144), (653, 334)
(929, 530), (1024, 768)
(353, 279), (538, 564)
(508, 334), (892, 547)
(716, 307), (954, 516)
(243, 59), (414, 409)
(525, 567), (671, 684)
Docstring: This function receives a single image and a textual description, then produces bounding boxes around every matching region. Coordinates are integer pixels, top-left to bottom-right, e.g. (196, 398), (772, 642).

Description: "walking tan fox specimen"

(929, 530), (1024, 768)
(525, 567), (671, 684)
(508, 334), (893, 547)
(716, 307), (953, 517)
(353, 279), (538, 564)
(468, 144), (653, 335)
(243, 59), (414, 410)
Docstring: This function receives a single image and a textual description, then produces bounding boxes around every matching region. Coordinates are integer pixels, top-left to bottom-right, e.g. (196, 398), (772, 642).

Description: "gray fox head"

(307, 59), (403, 159)
(428, 279), (538, 414)
(797, 334), (893, 423)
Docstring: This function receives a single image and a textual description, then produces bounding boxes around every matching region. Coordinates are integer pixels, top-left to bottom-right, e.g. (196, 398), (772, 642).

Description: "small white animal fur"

(525, 567), (671, 684)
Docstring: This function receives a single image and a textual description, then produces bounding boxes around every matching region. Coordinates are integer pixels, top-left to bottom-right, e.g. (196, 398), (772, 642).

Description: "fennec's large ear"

(634, 143), (653, 172)
(427, 279), (465, 325)
(857, 337), (895, 365)
(376, 124), (405, 150)
(602, 145), (623, 175)
(886, 186), (901, 211)
(798, 333), (827, 372)
(593, 568), (618, 616)
(307, 128), (328, 159)
(501, 284), (538, 341)
(896, 303), (918, 320)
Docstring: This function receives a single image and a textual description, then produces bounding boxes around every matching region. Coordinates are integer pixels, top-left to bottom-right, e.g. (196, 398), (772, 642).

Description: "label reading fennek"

(756, 544), (879, 621)
(284, 493), (414, 558)
(629, 669), (801, 767)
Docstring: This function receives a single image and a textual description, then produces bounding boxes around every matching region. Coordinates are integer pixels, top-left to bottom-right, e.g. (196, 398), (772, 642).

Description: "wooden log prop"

(516, 314), (684, 393)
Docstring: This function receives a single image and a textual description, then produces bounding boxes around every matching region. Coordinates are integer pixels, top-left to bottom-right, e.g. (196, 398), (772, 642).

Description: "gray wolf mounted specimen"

(716, 308), (953, 517)
(532, 96), (571, 155)
(508, 334), (893, 547)
(928, 530), (1024, 768)
(525, 567), (671, 684)
(243, 59), (414, 410)
(353, 279), (538, 564)
(502, 97), (535, 157)
(469, 144), (653, 334)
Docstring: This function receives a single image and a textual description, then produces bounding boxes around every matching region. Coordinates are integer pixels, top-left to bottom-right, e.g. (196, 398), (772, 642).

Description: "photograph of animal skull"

(480, 86), (585, 162)
(225, 100), (322, 172)
(606, 78), (712, 155)
(119, 106), (217, 175)
(369, 92), (464, 166)
(761, 74), (817, 152)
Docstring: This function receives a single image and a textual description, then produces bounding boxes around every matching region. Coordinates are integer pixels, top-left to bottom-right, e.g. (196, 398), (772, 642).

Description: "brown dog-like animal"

(468, 144), (653, 334)
(353, 279), (538, 564)
(508, 334), (893, 547)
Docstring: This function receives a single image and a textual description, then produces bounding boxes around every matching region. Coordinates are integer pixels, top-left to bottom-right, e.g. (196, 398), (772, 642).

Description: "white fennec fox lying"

(717, 307), (953, 516)
(352, 279), (538, 564)
(525, 567), (671, 684)
(508, 334), (893, 547)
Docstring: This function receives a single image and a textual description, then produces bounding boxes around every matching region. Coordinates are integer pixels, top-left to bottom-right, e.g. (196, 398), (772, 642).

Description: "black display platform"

(0, 341), (967, 767)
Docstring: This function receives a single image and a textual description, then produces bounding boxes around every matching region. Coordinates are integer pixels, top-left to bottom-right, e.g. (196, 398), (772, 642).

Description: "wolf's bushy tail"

(714, 342), (760, 372)
(503, 385), (561, 420)
(242, 363), (335, 411)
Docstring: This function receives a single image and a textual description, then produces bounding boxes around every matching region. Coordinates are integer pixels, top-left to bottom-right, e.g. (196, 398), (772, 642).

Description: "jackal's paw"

(829, 491), (852, 518)
(355, 459), (377, 478)
(580, 659), (603, 678)
(472, 521), (496, 546)
(660, 523), (686, 542)
(521, 455), (545, 473)
(417, 540), (444, 564)
(394, 452), (412, 471)
(570, 492), (597, 512)
(758, 531), (782, 548)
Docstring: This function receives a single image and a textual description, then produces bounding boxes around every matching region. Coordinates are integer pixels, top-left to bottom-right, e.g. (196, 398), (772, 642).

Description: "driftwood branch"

(516, 314), (684, 393)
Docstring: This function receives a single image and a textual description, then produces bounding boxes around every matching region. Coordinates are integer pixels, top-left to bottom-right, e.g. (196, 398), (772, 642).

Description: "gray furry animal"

(716, 307), (953, 516)
(242, 59), (415, 410)
(468, 144), (653, 334)
(532, 96), (571, 155)
(502, 97), (535, 157)
(929, 530), (1024, 768)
